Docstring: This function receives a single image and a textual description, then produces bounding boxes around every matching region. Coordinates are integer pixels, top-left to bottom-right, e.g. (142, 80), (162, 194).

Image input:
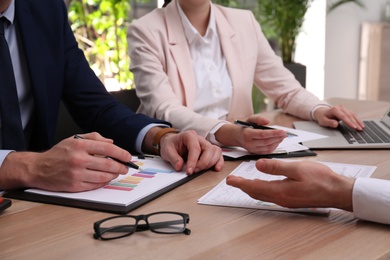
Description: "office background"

(325, 0), (389, 101)
(65, 0), (390, 103)
(127, 0), (390, 103)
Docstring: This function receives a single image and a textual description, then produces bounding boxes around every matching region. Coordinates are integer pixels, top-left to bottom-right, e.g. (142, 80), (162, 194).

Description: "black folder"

(223, 149), (317, 161)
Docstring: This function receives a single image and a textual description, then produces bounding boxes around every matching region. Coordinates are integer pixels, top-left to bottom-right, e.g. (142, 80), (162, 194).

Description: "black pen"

(234, 120), (298, 137)
(73, 134), (142, 170)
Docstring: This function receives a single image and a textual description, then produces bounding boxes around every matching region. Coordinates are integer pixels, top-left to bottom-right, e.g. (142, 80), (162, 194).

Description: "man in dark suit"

(0, 0), (223, 192)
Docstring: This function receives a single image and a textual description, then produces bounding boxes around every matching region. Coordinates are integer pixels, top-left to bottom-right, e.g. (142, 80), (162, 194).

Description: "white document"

(271, 125), (327, 148)
(198, 160), (376, 214)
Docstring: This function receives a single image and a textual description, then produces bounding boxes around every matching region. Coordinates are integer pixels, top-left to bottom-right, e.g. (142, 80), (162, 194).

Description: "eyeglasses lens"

(100, 217), (137, 239)
(148, 213), (185, 234)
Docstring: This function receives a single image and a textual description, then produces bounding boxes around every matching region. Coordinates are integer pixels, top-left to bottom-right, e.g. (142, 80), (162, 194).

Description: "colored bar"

(138, 170), (157, 175)
(144, 168), (173, 173)
(104, 185), (133, 191)
(111, 182), (138, 188)
(118, 179), (140, 184)
(132, 173), (154, 178)
(124, 176), (143, 181)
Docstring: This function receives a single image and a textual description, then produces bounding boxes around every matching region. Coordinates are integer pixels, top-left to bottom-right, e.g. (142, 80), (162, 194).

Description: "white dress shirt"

(353, 178), (390, 224)
(177, 1), (233, 121)
(177, 1), (231, 144)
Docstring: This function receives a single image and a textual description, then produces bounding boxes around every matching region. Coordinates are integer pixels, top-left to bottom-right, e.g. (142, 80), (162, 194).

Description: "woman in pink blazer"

(127, 0), (363, 154)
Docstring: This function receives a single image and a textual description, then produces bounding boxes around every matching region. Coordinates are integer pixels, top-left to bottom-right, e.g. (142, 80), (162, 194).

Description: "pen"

(73, 134), (142, 170)
(234, 120), (298, 137)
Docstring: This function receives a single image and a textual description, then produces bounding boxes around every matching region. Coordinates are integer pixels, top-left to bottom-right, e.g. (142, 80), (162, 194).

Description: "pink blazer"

(127, 0), (328, 137)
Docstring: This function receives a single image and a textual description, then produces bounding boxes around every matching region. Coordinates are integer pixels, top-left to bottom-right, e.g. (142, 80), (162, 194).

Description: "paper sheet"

(198, 159), (376, 214)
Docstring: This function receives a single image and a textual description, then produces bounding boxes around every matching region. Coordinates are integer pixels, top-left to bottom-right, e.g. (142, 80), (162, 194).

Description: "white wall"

(295, 0), (326, 99)
(325, 0), (389, 99)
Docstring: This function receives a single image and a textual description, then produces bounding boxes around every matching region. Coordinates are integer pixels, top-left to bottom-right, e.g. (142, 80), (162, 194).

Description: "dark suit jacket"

(14, 0), (168, 153)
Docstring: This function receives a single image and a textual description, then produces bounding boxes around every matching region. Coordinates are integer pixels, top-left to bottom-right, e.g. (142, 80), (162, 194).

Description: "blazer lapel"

(165, 1), (197, 109)
(213, 5), (244, 117)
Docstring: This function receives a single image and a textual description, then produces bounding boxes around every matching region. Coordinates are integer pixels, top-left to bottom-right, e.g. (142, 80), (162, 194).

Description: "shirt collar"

(176, 1), (217, 44)
(0, 0), (15, 24)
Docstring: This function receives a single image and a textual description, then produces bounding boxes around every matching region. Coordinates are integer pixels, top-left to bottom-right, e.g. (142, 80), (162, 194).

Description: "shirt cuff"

(310, 104), (332, 121)
(0, 150), (14, 193)
(207, 122), (228, 146)
(352, 177), (390, 225)
(136, 123), (170, 154)
(0, 150), (13, 167)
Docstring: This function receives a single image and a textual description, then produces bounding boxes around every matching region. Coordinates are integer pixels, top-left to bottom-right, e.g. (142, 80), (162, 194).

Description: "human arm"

(244, 9), (362, 130)
(227, 159), (390, 225)
(0, 132), (131, 192)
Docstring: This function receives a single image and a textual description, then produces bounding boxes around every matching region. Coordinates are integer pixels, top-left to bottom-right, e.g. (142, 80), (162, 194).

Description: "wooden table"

(1, 98), (390, 259)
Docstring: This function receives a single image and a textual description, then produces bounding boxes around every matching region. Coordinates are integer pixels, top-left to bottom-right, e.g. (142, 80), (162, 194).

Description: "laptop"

(293, 107), (390, 149)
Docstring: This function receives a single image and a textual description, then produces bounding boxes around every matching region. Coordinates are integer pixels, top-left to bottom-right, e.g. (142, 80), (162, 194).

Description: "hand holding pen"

(234, 120), (298, 137)
(2, 132), (133, 193)
(218, 115), (287, 154)
(74, 134), (142, 170)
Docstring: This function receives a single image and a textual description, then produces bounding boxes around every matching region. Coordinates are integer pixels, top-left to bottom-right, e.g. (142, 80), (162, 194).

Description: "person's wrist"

(1, 151), (33, 190)
(215, 123), (240, 147)
(152, 128), (179, 155)
(311, 105), (331, 122)
(333, 175), (355, 211)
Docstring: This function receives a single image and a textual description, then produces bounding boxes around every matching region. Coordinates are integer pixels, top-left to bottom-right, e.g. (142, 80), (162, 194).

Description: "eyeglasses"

(93, 211), (191, 240)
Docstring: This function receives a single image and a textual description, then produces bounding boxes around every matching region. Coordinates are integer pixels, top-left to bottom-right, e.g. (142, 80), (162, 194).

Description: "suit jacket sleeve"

(248, 10), (328, 120)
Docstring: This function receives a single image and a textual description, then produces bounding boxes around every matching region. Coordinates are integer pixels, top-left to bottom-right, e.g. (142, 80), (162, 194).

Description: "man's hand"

(226, 159), (355, 211)
(314, 105), (365, 130)
(0, 132), (131, 192)
(159, 130), (224, 175)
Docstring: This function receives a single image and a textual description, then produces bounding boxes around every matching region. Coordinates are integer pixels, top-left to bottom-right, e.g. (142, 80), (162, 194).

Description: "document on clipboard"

(5, 156), (199, 214)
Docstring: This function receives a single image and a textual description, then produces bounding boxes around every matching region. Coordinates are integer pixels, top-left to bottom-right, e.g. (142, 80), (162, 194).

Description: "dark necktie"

(0, 17), (25, 150)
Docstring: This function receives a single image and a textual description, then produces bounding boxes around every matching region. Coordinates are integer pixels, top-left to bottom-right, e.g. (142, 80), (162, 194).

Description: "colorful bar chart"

(104, 164), (174, 192)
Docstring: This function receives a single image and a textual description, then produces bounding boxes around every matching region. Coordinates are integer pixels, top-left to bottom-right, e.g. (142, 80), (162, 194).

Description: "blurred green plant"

(68, 0), (133, 89)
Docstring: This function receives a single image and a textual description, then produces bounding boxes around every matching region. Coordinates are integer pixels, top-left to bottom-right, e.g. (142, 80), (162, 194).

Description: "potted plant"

(256, 0), (365, 87)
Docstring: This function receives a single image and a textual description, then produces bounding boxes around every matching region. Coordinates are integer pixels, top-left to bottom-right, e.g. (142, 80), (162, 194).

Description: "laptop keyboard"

(338, 121), (390, 144)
